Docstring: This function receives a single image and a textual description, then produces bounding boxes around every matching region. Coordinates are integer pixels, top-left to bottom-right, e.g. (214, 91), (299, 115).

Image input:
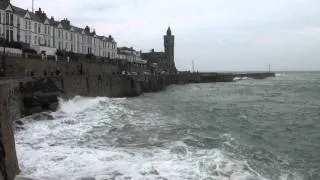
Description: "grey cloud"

(12, 0), (320, 71)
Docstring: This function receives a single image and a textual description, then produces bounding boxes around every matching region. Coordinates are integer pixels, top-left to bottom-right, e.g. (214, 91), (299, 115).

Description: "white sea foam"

(233, 77), (249, 81)
(57, 96), (110, 114)
(15, 96), (269, 180)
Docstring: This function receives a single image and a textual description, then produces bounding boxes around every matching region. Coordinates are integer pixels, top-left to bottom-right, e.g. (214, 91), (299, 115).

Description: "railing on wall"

(0, 47), (23, 57)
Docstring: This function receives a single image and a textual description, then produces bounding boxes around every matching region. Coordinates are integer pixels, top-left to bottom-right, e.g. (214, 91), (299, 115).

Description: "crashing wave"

(233, 76), (250, 81)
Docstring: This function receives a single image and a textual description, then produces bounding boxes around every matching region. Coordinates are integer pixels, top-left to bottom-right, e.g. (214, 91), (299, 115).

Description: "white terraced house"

(0, 0), (117, 58)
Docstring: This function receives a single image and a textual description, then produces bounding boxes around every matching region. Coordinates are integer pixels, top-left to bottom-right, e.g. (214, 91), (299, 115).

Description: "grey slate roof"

(11, 5), (26, 17)
(49, 19), (60, 27)
(71, 26), (83, 33)
(0, 1), (10, 10)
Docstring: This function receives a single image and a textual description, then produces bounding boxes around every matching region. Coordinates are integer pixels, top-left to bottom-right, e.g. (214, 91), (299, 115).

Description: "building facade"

(0, 0), (117, 58)
(117, 47), (145, 63)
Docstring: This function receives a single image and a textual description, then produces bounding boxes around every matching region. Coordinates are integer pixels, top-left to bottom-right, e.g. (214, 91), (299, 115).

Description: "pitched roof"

(49, 18), (60, 27)
(0, 1), (10, 10)
(7, 4), (43, 23)
(29, 12), (43, 23)
(11, 5), (26, 17)
(72, 26), (83, 33)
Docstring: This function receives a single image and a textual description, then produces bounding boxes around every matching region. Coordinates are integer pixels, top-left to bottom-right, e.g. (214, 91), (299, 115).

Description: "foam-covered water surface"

(15, 72), (320, 180)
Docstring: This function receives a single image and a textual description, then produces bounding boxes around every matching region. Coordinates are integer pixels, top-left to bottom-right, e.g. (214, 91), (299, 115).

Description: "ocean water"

(14, 72), (320, 180)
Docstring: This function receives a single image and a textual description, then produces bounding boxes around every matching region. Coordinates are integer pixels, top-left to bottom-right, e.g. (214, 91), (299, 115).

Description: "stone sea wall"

(5, 57), (121, 78)
(0, 84), (20, 180)
(2, 56), (275, 118)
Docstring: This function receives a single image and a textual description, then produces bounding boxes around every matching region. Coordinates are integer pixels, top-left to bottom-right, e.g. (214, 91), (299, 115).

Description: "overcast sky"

(12, 0), (320, 71)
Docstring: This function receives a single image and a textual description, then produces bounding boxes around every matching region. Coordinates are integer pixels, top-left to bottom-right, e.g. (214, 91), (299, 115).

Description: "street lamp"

(0, 33), (6, 77)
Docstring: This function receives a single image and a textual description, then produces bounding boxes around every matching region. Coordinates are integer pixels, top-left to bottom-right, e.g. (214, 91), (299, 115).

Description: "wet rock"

(14, 120), (24, 126)
(49, 103), (58, 111)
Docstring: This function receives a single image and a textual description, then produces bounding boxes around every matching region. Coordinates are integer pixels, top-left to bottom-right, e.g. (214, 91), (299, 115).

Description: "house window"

(28, 21), (31, 30)
(34, 23), (37, 33)
(10, 14), (13, 26)
(58, 30), (60, 38)
(5, 30), (8, 40)
(34, 36), (37, 44)
(38, 37), (41, 45)
(25, 35), (27, 43)
(0, 13), (1, 24)
(38, 24), (41, 33)
(6, 13), (9, 24)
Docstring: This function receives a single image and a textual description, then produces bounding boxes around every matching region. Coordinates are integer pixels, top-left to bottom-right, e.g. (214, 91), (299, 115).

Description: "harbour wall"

(0, 84), (20, 180)
(1, 57), (275, 117)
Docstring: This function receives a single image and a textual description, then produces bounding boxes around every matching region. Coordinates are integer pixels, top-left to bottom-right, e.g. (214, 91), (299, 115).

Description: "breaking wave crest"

(233, 76), (250, 81)
(57, 96), (110, 114)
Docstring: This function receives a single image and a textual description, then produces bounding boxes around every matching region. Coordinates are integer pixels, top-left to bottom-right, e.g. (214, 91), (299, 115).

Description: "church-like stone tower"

(164, 27), (176, 72)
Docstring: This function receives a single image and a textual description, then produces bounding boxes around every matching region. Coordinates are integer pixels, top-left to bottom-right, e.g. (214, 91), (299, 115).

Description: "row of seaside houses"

(0, 0), (117, 58)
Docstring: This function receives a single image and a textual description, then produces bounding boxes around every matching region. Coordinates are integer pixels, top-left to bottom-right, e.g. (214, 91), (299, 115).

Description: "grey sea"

(15, 72), (320, 180)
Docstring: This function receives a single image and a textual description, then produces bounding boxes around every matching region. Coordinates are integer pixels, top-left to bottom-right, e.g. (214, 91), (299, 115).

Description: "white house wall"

(0, 4), (118, 59)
